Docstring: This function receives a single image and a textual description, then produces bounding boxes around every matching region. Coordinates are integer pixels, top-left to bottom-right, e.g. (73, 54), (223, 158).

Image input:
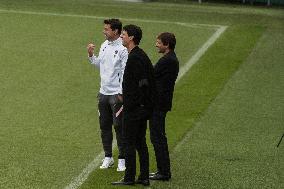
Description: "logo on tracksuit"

(114, 50), (118, 58)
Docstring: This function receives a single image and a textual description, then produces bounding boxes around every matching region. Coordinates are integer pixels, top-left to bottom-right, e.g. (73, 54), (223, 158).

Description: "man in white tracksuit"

(87, 19), (128, 171)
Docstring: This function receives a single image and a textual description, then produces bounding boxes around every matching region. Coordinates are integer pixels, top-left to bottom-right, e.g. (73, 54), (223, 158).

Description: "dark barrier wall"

(146, 0), (284, 5)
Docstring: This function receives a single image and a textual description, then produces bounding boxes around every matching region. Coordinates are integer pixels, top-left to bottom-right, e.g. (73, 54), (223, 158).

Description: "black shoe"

(135, 179), (150, 186)
(149, 173), (170, 181)
(112, 179), (135, 186)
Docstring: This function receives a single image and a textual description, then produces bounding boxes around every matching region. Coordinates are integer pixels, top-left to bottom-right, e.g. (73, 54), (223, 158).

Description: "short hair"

(122, 24), (142, 45)
(104, 19), (122, 34)
(157, 32), (176, 50)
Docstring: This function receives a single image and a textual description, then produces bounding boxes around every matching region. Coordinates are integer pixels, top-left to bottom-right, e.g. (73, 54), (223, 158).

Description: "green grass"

(0, 3), (214, 188)
(0, 0), (283, 188)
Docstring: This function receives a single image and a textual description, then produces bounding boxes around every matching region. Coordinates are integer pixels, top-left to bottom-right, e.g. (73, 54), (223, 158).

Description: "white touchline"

(64, 151), (105, 189)
(0, 9), (220, 29)
(0, 8), (227, 189)
(176, 25), (228, 83)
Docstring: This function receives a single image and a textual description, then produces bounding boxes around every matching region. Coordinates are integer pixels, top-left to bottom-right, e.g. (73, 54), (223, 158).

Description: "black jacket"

(154, 51), (179, 111)
(122, 46), (155, 119)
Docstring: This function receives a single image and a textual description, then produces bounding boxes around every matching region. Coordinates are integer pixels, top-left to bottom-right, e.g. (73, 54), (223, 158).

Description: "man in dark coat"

(149, 32), (179, 181)
(112, 24), (155, 186)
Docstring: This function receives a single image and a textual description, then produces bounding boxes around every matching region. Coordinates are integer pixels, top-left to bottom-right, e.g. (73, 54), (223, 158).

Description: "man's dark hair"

(104, 19), (122, 34)
(122, 24), (142, 45)
(157, 32), (176, 50)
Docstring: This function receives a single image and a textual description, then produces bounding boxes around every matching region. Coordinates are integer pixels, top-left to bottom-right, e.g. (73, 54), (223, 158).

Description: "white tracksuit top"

(89, 38), (128, 95)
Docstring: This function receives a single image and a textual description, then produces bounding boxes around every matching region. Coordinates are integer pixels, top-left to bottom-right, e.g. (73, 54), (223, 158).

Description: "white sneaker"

(100, 157), (114, 169)
(117, 159), (126, 172)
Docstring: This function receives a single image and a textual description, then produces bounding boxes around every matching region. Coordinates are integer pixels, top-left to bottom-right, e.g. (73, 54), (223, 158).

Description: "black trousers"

(149, 110), (171, 176)
(123, 114), (149, 182)
(98, 93), (125, 159)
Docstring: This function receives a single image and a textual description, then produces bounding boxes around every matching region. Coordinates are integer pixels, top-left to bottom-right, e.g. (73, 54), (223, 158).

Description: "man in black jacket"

(112, 24), (154, 186)
(149, 32), (179, 181)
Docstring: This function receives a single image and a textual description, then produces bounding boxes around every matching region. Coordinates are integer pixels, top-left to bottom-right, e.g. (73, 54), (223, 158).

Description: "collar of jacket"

(164, 50), (175, 57)
(129, 46), (140, 54)
(107, 37), (122, 45)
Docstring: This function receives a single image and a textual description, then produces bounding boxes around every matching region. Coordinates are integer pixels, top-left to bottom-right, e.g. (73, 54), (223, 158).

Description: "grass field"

(0, 0), (283, 188)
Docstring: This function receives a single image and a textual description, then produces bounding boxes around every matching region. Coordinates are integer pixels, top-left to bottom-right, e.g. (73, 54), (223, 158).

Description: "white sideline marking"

(0, 8), (227, 189)
(176, 25), (228, 83)
(64, 142), (118, 189)
(64, 151), (105, 189)
(0, 9), (221, 29)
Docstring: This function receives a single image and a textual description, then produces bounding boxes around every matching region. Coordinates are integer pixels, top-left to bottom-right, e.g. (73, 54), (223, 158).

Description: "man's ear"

(165, 43), (170, 49)
(129, 36), (134, 41)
